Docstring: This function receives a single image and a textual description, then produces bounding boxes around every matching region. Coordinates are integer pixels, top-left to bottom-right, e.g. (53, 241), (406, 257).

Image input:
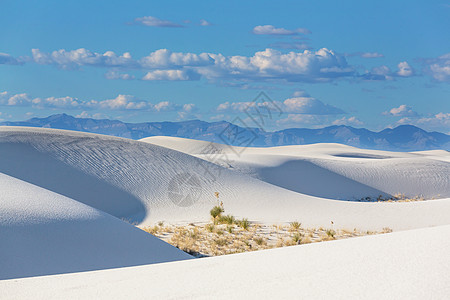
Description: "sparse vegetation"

(358, 194), (425, 202)
(140, 221), (393, 258)
(236, 218), (249, 230)
(210, 206), (224, 224)
(289, 221), (302, 231)
(326, 229), (336, 239)
(218, 214), (235, 225)
(291, 233), (303, 244)
(140, 202), (394, 257)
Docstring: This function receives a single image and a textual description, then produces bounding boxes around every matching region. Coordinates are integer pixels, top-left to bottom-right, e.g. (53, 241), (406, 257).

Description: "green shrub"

(237, 218), (249, 230)
(218, 214), (235, 225)
(210, 206), (224, 224)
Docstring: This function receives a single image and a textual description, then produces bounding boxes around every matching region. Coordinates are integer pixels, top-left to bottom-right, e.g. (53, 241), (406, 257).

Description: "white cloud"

(396, 113), (450, 132)
(134, 16), (183, 28)
(362, 61), (414, 80)
(283, 97), (345, 114)
(199, 48), (354, 82)
(142, 69), (199, 81)
(332, 116), (363, 126)
(76, 111), (108, 119)
(105, 70), (135, 80)
(253, 25), (311, 35)
(0, 53), (23, 65)
(0, 91), (195, 113)
(383, 105), (419, 117)
(423, 53), (450, 82)
(216, 94), (344, 115)
(139, 49), (213, 68)
(200, 19), (212, 26)
(397, 61), (414, 77)
(29, 47), (418, 84)
(32, 48), (136, 70)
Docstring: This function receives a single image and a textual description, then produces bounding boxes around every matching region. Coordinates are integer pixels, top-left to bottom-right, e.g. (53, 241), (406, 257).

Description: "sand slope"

(143, 136), (450, 199)
(0, 172), (191, 280)
(2, 224), (449, 299)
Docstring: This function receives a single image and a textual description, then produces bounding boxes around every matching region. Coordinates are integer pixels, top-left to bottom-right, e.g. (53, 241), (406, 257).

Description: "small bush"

(206, 224), (215, 232)
(291, 233), (303, 244)
(214, 238), (227, 247)
(210, 206), (224, 224)
(237, 218), (249, 230)
(227, 225), (233, 233)
(254, 237), (265, 246)
(382, 227), (393, 233)
(289, 221), (302, 231)
(218, 214), (235, 225)
(326, 229), (336, 238)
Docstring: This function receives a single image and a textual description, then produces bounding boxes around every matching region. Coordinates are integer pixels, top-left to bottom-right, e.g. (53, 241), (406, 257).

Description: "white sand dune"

(1, 127), (449, 296)
(2, 224), (449, 299)
(1, 127), (449, 231)
(143, 136), (450, 199)
(0, 172), (191, 280)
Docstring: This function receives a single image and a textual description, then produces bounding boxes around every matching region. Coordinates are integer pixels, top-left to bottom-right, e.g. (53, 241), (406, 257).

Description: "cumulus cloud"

(332, 116), (363, 126)
(283, 97), (345, 114)
(383, 105), (419, 117)
(0, 91), (195, 113)
(253, 25), (311, 35)
(28, 47), (419, 84)
(134, 16), (184, 28)
(397, 113), (450, 132)
(32, 48), (137, 70)
(216, 94), (344, 115)
(139, 49), (213, 68)
(362, 61), (414, 80)
(142, 69), (199, 81)
(396, 61), (414, 77)
(422, 53), (450, 82)
(199, 48), (354, 83)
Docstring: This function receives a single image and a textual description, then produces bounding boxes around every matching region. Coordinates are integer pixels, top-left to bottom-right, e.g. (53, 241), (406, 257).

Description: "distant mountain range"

(1, 113), (449, 151)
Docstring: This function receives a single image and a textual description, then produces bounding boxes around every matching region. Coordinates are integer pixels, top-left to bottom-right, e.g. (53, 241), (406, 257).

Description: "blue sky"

(1, 0), (449, 132)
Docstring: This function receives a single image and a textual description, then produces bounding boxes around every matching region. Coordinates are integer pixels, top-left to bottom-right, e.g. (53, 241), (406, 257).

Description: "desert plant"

(206, 224), (215, 232)
(214, 238), (227, 247)
(254, 236), (265, 246)
(144, 225), (159, 235)
(291, 233), (303, 244)
(382, 227), (393, 233)
(210, 205), (224, 223)
(289, 221), (302, 231)
(227, 225), (233, 233)
(219, 214), (235, 225)
(237, 218), (249, 230)
(326, 229), (336, 239)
